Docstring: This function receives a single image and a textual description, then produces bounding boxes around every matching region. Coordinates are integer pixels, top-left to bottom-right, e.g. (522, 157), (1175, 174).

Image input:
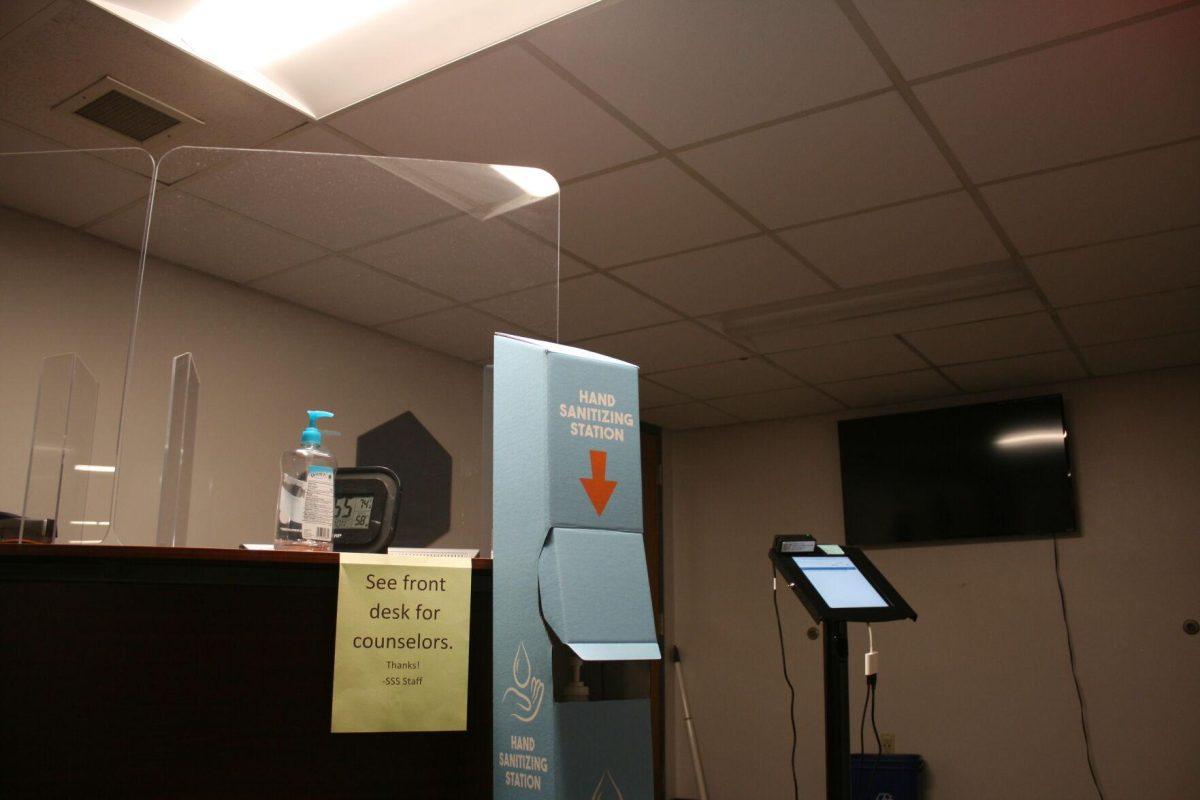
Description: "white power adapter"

(864, 623), (879, 677)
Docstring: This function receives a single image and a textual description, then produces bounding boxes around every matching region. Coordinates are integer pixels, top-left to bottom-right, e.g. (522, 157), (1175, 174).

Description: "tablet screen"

(792, 556), (888, 609)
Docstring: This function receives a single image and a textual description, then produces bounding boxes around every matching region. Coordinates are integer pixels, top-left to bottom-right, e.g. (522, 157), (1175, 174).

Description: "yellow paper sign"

(331, 553), (472, 733)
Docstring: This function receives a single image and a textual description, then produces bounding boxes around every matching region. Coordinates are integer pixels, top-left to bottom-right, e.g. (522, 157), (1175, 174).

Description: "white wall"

(663, 366), (1200, 799)
(0, 207), (487, 549)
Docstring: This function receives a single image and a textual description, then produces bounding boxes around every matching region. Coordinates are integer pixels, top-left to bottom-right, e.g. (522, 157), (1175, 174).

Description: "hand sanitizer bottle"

(275, 410), (336, 551)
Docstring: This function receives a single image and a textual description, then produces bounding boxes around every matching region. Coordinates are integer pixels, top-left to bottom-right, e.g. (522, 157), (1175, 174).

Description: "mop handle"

(672, 647), (710, 800)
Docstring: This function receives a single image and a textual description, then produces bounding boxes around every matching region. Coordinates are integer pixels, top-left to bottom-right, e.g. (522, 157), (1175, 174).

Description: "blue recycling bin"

(851, 753), (923, 800)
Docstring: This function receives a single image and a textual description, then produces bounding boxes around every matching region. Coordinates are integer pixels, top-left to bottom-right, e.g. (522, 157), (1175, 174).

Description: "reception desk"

(0, 545), (492, 798)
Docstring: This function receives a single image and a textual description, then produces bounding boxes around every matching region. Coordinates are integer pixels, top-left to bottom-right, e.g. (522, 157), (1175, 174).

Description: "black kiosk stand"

(769, 535), (916, 800)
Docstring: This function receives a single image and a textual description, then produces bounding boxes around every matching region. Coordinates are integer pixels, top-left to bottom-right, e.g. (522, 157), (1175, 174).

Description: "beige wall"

(1, 208), (487, 549)
(1, 207), (136, 527)
(663, 366), (1200, 799)
(7, 205), (1199, 797)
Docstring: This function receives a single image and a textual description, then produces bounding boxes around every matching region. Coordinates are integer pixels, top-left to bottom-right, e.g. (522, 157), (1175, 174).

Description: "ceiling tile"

(560, 159), (755, 267)
(250, 255), (452, 327)
(553, 273), (682, 339)
(327, 45), (652, 180)
(352, 216), (564, 303)
(916, 9), (1200, 183)
(772, 336), (927, 383)
(858, 0), (1182, 78)
(1026, 226), (1200, 307)
(86, 189), (325, 283)
(639, 378), (691, 409)
(178, 152), (455, 250)
(981, 139), (1200, 254)
(943, 350), (1086, 392)
(378, 306), (523, 363)
(1082, 331), (1200, 376)
(0, 121), (152, 228)
(1058, 288), (1200, 345)
(650, 358), (800, 399)
(0, 117), (55, 152)
(153, 124), (370, 186)
(709, 386), (842, 421)
(0, 1), (52, 39)
(258, 124), (376, 155)
(0, 2), (303, 160)
(612, 236), (830, 316)
(640, 402), (739, 430)
(820, 369), (958, 407)
(475, 274), (678, 341)
(905, 312), (1067, 365)
(577, 321), (745, 373)
(742, 290), (1044, 353)
(681, 93), (960, 228)
(467, 282), (557, 341)
(528, 0), (888, 147)
(780, 192), (1007, 286)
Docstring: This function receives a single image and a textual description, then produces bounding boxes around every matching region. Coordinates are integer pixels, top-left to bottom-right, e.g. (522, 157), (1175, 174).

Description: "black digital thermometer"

(333, 466), (401, 553)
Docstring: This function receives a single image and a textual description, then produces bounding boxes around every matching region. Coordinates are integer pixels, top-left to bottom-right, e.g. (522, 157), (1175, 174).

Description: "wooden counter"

(0, 544), (492, 799)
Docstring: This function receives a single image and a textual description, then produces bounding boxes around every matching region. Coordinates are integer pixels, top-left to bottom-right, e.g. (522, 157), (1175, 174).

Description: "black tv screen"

(838, 395), (1077, 546)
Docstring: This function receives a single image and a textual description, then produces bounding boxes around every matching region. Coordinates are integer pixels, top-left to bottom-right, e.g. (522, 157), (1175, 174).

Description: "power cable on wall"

(1053, 535), (1106, 800)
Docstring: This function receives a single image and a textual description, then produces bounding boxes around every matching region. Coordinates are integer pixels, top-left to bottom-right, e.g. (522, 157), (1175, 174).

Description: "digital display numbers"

(335, 495), (374, 530)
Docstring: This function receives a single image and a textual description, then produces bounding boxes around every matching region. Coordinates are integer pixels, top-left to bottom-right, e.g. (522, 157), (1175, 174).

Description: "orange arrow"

(579, 449), (618, 516)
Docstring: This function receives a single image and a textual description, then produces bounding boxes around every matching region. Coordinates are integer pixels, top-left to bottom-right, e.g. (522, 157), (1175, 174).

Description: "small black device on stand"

(332, 467), (401, 553)
(768, 535), (916, 800)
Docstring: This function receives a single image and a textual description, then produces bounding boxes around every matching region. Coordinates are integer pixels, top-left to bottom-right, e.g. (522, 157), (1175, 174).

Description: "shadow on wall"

(357, 411), (452, 547)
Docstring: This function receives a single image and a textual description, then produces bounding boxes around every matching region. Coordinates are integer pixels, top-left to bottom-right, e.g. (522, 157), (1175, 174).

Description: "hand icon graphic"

(502, 642), (545, 723)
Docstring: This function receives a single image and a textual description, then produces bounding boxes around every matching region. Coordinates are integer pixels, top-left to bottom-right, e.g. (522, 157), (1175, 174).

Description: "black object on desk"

(0, 512), (54, 543)
(333, 466), (401, 553)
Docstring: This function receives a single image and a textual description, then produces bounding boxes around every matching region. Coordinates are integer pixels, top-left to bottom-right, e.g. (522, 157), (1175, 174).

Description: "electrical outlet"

(880, 733), (895, 754)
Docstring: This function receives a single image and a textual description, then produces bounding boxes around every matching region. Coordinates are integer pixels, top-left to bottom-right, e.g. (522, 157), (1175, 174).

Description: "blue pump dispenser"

(276, 409), (337, 551)
(301, 410), (334, 446)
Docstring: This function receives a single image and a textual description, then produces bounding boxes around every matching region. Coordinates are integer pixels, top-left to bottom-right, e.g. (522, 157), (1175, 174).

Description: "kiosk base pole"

(823, 619), (851, 800)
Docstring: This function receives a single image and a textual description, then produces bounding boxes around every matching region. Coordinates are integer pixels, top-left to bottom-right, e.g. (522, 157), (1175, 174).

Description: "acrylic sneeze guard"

(18, 353), (100, 543)
(111, 147), (560, 550)
(0, 146), (156, 544)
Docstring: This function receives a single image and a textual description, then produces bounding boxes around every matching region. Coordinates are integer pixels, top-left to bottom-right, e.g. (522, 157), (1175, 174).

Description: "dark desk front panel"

(0, 546), (492, 799)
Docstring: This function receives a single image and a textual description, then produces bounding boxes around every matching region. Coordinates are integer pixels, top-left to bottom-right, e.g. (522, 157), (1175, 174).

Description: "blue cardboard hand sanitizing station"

(493, 334), (660, 799)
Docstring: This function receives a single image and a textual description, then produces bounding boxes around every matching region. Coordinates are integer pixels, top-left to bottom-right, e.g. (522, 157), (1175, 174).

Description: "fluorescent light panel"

(721, 262), (1028, 338)
(74, 464), (116, 473)
(89, 0), (602, 119)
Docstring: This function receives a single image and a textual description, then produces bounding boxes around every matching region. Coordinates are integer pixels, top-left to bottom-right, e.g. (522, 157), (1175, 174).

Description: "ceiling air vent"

(55, 76), (203, 144)
(74, 89), (180, 142)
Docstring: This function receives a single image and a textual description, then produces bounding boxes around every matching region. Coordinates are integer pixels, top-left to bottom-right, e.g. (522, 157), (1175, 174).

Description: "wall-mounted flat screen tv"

(838, 395), (1077, 546)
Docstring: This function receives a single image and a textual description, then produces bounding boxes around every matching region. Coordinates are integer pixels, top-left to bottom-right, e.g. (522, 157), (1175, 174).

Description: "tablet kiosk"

(769, 537), (916, 624)
(769, 535), (915, 800)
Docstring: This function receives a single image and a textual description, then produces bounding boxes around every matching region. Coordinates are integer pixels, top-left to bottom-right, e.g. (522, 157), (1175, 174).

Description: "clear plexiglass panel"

(0, 147), (155, 543)
(155, 352), (200, 547)
(115, 147), (559, 550)
(17, 354), (99, 543)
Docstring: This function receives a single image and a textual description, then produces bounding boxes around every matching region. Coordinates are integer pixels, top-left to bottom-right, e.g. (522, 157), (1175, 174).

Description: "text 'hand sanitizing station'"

(493, 334), (661, 799)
